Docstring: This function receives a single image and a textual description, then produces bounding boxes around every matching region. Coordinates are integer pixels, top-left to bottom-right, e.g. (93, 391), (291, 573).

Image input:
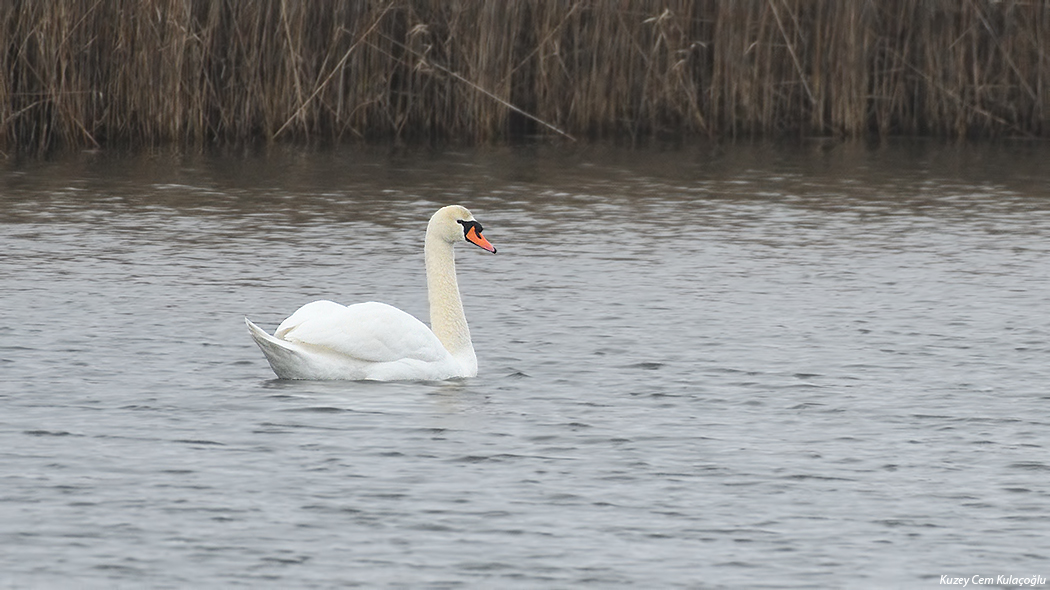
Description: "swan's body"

(246, 205), (496, 381)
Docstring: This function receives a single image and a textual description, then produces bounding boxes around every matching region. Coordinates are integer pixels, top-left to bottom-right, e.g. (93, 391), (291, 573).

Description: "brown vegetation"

(1, 1), (1048, 154)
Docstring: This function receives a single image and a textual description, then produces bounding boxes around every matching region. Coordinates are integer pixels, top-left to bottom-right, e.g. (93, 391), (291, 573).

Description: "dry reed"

(1, 0), (1047, 154)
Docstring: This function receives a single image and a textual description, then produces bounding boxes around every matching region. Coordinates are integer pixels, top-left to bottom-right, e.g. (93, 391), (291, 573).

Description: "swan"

(245, 205), (496, 381)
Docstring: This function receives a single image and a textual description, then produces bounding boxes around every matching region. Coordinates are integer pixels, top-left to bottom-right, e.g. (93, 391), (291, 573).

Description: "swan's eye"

(457, 219), (483, 236)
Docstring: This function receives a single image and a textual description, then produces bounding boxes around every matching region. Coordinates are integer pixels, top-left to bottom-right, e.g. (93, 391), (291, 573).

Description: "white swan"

(245, 205), (496, 381)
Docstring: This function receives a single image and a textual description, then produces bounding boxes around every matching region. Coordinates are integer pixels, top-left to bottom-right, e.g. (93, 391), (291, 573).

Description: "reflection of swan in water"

(246, 205), (496, 381)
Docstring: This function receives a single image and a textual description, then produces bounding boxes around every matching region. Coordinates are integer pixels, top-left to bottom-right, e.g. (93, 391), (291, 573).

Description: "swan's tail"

(246, 317), (308, 379)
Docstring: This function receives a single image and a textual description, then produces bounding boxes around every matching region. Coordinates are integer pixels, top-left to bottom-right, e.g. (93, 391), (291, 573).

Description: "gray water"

(2, 142), (1049, 589)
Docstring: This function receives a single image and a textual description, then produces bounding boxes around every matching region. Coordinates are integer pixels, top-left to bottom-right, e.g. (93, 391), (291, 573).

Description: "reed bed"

(1, 0), (1047, 154)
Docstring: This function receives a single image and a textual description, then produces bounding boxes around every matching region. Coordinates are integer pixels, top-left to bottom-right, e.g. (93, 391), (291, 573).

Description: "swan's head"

(429, 205), (497, 253)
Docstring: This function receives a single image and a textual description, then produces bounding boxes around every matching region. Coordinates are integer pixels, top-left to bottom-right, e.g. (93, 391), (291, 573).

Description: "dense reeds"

(2, 0), (1048, 153)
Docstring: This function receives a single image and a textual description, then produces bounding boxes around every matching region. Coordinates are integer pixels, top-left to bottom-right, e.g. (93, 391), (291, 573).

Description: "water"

(2, 142), (1049, 588)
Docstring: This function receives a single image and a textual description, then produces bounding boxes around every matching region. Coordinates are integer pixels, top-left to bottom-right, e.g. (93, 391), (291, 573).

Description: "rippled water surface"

(2, 142), (1049, 588)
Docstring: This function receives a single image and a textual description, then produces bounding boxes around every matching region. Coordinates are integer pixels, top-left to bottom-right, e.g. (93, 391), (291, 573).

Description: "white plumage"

(246, 205), (496, 381)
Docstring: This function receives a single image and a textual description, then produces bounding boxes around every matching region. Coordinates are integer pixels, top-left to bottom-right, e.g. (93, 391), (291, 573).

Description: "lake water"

(2, 142), (1049, 588)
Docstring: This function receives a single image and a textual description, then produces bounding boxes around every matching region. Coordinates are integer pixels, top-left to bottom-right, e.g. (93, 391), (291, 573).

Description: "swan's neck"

(424, 233), (477, 373)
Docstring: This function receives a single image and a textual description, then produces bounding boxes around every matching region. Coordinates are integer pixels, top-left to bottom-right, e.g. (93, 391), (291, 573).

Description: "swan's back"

(247, 301), (465, 381)
(276, 301), (448, 363)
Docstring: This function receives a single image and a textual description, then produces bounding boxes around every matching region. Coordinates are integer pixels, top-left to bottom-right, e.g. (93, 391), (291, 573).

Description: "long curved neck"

(424, 231), (476, 369)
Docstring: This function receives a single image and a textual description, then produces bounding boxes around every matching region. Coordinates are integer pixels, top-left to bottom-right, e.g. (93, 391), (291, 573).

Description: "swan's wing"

(273, 300), (448, 363)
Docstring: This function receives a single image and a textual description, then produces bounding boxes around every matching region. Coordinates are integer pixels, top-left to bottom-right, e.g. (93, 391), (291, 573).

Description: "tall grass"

(1, 0), (1047, 154)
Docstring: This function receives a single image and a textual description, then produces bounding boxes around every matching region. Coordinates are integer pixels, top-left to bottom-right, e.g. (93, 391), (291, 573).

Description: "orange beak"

(465, 225), (497, 253)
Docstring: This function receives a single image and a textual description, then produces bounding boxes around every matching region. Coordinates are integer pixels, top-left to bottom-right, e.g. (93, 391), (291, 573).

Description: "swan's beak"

(465, 226), (497, 253)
